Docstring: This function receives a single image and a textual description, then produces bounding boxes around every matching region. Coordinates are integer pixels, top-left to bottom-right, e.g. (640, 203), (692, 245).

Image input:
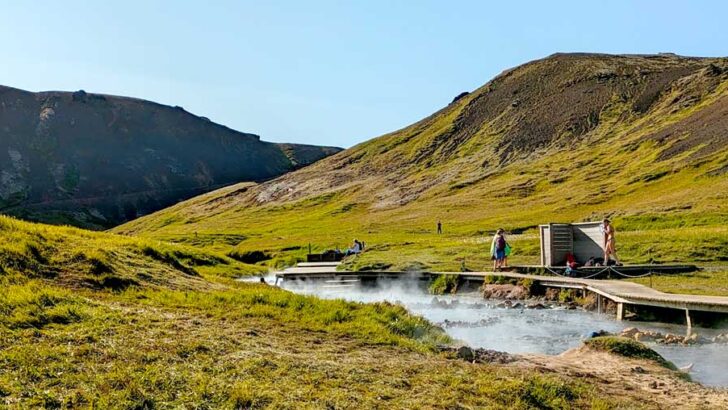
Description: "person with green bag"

(504, 240), (512, 267)
(491, 228), (511, 270)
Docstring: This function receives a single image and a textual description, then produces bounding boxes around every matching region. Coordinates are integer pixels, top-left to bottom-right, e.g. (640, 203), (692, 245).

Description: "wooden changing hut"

(539, 222), (604, 267)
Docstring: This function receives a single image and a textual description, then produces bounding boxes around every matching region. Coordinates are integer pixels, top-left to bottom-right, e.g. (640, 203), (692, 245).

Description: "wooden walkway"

(275, 264), (728, 322)
(455, 272), (728, 319)
(279, 262), (341, 275)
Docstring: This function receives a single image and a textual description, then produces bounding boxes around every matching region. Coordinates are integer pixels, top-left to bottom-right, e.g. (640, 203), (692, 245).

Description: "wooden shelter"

(539, 222), (604, 267)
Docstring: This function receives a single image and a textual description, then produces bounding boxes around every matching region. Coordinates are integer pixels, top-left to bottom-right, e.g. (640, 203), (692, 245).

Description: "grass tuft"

(429, 274), (460, 294)
(584, 336), (677, 370)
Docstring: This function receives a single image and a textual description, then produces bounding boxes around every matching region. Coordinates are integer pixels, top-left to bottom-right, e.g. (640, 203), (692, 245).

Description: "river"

(246, 275), (728, 387)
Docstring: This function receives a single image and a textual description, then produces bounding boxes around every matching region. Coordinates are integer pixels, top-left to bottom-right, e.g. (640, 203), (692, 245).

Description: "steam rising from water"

(245, 275), (728, 387)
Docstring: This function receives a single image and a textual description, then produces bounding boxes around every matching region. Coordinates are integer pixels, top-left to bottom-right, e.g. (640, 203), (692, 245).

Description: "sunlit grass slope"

(115, 54), (728, 281)
(0, 216), (642, 408)
(0, 214), (264, 290)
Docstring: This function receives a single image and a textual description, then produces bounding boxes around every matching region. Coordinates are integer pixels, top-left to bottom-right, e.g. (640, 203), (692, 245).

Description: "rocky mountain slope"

(0, 86), (340, 228)
(116, 53), (728, 270)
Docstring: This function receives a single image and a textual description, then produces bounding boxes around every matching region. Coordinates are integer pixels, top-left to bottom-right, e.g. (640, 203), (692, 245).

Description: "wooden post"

(597, 295), (602, 314)
(616, 303), (624, 321)
(685, 309), (692, 332)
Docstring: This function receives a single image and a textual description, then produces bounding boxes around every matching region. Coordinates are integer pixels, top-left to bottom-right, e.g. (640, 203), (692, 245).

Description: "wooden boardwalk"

(455, 271), (728, 321)
(279, 262), (341, 275)
(275, 263), (728, 322)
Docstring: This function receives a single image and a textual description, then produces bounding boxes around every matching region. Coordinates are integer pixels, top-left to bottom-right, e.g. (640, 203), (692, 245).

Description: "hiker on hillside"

(437, 220), (442, 234)
(491, 229), (508, 270)
(601, 219), (622, 266)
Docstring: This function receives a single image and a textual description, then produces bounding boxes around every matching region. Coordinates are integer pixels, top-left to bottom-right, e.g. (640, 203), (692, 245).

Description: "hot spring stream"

(245, 276), (728, 387)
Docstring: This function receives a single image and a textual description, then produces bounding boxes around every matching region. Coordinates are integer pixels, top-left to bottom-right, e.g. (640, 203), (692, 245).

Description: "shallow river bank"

(254, 276), (728, 387)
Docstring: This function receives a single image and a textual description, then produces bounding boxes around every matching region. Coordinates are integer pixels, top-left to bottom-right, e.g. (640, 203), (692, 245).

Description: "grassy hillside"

(0, 215), (265, 288)
(0, 85), (341, 229)
(0, 216), (666, 408)
(115, 53), (728, 278)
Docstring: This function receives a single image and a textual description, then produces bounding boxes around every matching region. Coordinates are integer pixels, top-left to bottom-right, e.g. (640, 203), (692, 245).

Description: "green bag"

(504, 243), (512, 257)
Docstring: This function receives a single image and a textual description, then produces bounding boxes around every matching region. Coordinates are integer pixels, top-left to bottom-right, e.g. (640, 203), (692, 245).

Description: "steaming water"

(245, 276), (728, 387)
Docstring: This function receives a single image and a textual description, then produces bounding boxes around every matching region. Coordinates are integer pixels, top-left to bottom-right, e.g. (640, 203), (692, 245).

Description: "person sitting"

(565, 252), (578, 269)
(345, 239), (362, 256)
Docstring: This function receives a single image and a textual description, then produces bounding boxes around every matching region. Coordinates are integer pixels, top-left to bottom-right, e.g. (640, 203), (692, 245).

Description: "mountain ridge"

(0, 85), (341, 228)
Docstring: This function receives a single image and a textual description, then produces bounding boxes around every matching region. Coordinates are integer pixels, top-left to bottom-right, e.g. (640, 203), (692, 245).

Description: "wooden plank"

(297, 262), (342, 268)
(543, 226), (551, 266)
(540, 226), (547, 266)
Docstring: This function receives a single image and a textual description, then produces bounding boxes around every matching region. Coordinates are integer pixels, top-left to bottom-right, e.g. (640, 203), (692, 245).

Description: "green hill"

(115, 53), (728, 272)
(0, 85), (341, 229)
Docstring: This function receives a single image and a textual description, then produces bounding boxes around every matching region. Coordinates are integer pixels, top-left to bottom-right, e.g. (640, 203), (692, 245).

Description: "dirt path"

(516, 347), (728, 409)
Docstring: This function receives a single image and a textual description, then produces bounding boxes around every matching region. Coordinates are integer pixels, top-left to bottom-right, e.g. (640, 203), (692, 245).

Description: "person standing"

(491, 228), (507, 270)
(437, 220), (442, 234)
(601, 219), (622, 266)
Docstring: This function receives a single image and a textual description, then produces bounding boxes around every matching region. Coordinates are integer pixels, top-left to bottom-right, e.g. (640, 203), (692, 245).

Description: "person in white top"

(346, 239), (362, 256)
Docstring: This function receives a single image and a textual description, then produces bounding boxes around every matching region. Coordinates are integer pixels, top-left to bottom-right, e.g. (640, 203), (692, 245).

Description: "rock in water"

(457, 346), (475, 361)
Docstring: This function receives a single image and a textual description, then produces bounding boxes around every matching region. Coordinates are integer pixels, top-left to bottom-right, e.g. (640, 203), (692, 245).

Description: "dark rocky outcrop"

(0, 86), (341, 228)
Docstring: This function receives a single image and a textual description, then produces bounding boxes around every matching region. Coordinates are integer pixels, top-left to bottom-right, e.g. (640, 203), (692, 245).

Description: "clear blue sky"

(2, 1), (726, 148)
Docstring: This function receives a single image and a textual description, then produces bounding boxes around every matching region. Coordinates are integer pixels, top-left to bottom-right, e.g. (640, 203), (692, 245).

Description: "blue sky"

(1, 1), (726, 148)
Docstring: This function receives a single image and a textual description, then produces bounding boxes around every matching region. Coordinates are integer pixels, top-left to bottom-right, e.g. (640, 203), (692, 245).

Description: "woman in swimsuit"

(602, 218), (621, 266)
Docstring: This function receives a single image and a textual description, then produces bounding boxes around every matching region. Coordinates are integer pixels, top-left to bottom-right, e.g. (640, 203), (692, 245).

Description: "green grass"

(629, 267), (728, 296)
(584, 336), (677, 370)
(0, 216), (669, 408)
(120, 284), (451, 352)
(2, 278), (626, 408)
(429, 274), (460, 294)
(0, 214), (264, 290)
(0, 282), (89, 329)
(115, 190), (728, 295)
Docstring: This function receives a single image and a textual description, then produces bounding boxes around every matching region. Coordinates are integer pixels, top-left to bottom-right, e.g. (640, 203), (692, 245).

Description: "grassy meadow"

(0, 215), (652, 408)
